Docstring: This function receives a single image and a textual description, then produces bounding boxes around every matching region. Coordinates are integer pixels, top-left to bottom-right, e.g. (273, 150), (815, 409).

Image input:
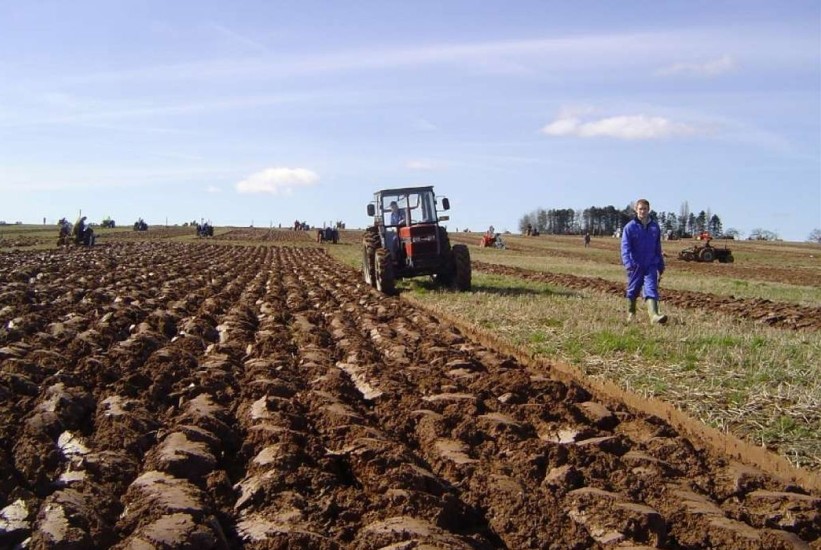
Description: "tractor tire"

(362, 245), (375, 286)
(433, 263), (453, 286)
(723, 253), (735, 263)
(451, 244), (471, 291)
(432, 227), (455, 286)
(374, 248), (395, 295)
(699, 248), (715, 262)
(362, 229), (380, 286)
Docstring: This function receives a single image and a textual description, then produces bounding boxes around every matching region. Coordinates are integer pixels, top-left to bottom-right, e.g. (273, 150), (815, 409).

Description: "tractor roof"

(375, 186), (435, 197)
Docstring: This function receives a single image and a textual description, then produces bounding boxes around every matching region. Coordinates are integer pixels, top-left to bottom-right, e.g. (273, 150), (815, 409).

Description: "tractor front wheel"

(362, 229), (380, 286)
(374, 248), (395, 295)
(362, 245), (375, 286)
(451, 244), (471, 291)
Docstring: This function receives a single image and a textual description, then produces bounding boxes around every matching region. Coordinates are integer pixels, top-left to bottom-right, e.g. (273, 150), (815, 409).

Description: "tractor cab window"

(383, 195), (408, 227)
(418, 192), (437, 223)
(382, 191), (437, 226)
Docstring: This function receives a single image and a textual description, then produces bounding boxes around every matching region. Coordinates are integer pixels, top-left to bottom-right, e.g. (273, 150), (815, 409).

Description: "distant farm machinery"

(677, 238), (734, 263)
(479, 229), (505, 249)
(316, 226), (339, 244)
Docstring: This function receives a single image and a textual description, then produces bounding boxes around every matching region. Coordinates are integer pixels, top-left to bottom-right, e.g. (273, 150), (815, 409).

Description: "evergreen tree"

(708, 214), (723, 236)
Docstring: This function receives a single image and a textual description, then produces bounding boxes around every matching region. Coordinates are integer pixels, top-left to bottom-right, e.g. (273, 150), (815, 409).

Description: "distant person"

(584, 232), (591, 247)
(389, 201), (405, 226)
(73, 215), (87, 244)
(620, 198), (667, 324)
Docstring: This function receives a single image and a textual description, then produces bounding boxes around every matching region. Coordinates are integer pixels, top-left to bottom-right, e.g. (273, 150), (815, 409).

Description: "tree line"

(518, 202), (733, 239)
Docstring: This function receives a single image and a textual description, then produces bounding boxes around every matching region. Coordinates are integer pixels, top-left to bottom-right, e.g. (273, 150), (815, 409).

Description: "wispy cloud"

(206, 185), (222, 193)
(412, 118), (438, 132)
(1, 93), (328, 128)
(406, 159), (440, 171)
(235, 167), (319, 195)
(207, 23), (269, 54)
(542, 109), (699, 141)
(656, 55), (737, 77)
(58, 30), (730, 85)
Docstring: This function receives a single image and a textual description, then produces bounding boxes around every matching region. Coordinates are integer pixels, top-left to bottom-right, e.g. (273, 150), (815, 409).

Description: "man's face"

(636, 202), (649, 222)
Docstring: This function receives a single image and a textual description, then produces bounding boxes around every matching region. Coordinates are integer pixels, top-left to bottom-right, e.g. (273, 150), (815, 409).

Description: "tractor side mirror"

(441, 198), (450, 210)
(367, 204), (375, 217)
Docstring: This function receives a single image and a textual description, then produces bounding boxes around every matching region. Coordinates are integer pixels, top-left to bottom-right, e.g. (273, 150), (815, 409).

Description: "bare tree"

(748, 228), (779, 241)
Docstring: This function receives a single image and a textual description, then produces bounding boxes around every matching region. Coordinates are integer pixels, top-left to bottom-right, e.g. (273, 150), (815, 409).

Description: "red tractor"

(678, 237), (734, 263)
(362, 186), (471, 295)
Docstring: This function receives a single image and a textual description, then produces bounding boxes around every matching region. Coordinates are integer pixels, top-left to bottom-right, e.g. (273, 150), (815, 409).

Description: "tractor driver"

(386, 200), (405, 258)
(73, 216), (87, 244)
(389, 201), (405, 226)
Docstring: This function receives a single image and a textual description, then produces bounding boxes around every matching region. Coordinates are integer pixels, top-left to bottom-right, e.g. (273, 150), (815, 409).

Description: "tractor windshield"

(381, 190), (437, 227)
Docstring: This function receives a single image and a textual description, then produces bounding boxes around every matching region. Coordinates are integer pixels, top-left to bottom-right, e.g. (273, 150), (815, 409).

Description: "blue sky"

(1, 0), (819, 241)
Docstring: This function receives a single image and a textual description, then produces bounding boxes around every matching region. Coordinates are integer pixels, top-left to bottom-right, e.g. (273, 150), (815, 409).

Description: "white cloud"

(656, 55), (736, 77)
(206, 185), (221, 193)
(542, 113), (698, 140)
(235, 167), (319, 195)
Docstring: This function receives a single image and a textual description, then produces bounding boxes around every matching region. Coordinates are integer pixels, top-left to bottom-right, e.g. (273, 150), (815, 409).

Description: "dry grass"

(466, 240), (821, 305)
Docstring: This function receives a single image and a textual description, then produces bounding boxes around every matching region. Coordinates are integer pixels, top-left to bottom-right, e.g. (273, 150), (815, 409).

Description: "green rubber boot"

(646, 299), (668, 324)
(627, 299), (637, 322)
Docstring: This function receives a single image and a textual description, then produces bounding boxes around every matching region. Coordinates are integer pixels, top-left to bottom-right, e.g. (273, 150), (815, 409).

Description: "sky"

(1, 0), (819, 241)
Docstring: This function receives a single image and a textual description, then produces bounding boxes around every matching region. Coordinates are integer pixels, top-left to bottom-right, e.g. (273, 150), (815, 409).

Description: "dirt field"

(0, 232), (819, 548)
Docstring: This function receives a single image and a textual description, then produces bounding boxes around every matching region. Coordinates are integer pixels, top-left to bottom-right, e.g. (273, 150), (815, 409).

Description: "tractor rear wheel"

(451, 244), (471, 291)
(374, 248), (395, 295)
(700, 248), (715, 262)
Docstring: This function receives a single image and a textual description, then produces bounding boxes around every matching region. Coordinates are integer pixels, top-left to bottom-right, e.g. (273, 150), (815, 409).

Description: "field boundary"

(404, 294), (821, 493)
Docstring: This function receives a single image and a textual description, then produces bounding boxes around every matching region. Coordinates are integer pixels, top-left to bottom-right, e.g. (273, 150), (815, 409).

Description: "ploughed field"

(0, 237), (819, 548)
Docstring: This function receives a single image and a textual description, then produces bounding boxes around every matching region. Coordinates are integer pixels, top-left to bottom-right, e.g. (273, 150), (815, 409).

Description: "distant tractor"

(57, 217), (95, 246)
(317, 226), (339, 244)
(362, 186), (470, 294)
(678, 237), (734, 263)
(196, 222), (214, 237)
(133, 218), (148, 231)
(479, 226), (505, 249)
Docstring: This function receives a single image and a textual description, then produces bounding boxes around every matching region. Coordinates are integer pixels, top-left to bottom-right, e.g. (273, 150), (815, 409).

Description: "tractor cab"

(368, 188), (448, 228)
(362, 186), (469, 294)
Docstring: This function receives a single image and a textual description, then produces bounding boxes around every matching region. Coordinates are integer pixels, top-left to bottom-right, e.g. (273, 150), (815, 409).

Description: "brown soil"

(0, 240), (818, 548)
